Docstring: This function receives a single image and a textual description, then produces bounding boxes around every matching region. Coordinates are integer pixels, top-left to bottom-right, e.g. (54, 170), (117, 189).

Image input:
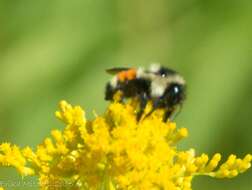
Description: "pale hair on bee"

(149, 63), (161, 73)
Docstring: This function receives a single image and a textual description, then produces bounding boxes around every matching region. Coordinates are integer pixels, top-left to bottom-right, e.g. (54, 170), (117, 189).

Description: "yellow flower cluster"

(0, 100), (251, 190)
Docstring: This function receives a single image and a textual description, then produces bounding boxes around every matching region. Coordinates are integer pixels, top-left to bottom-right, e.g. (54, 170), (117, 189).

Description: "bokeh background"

(0, 0), (251, 189)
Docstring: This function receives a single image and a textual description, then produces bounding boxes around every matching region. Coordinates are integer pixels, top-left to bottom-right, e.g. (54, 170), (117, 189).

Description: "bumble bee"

(105, 64), (186, 121)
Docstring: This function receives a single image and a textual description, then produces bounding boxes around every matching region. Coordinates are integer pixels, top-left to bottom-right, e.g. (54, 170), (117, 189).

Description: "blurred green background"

(0, 0), (251, 189)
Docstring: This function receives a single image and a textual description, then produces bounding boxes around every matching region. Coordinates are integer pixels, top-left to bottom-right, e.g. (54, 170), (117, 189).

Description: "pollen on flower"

(0, 100), (251, 190)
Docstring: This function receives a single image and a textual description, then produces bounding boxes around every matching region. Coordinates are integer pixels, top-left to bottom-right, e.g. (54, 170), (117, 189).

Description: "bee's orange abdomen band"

(117, 69), (137, 82)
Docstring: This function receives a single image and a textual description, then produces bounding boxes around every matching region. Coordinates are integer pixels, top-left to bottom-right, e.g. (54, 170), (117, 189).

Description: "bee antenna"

(170, 104), (183, 121)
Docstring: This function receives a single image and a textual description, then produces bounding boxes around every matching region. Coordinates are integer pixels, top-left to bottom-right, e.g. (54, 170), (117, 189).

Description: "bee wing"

(106, 67), (131, 75)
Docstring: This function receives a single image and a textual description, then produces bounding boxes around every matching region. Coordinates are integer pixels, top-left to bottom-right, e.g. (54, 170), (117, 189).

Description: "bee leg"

(163, 109), (174, 122)
(144, 100), (159, 118)
(136, 93), (148, 121)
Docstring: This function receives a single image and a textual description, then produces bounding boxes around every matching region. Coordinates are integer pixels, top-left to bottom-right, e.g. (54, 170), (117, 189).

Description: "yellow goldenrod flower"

(0, 100), (251, 190)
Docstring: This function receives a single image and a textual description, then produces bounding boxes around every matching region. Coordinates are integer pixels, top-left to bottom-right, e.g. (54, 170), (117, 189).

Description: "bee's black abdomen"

(105, 78), (151, 101)
(121, 79), (151, 98)
(105, 83), (115, 100)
